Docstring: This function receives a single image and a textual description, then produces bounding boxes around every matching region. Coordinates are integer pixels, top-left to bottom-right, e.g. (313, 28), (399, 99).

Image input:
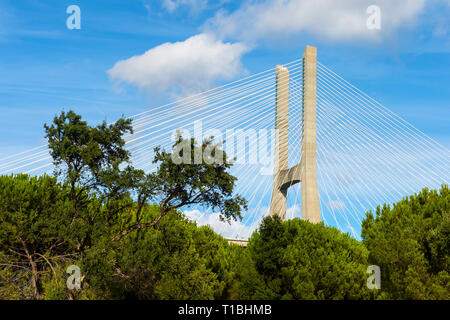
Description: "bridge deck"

(226, 239), (248, 247)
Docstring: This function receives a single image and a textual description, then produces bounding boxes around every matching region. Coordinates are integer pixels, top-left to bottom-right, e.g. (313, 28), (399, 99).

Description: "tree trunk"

(21, 240), (43, 300)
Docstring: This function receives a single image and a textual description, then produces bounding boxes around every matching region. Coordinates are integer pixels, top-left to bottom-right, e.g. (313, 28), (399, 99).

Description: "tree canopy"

(362, 185), (449, 299)
(0, 174), (81, 299)
(44, 111), (247, 242)
(248, 216), (375, 299)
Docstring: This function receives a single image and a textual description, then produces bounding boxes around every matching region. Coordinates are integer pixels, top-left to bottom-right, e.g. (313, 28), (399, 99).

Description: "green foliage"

(43, 111), (144, 251)
(0, 174), (78, 299)
(362, 185), (449, 299)
(44, 110), (133, 192)
(150, 134), (248, 223)
(1, 172), (448, 300)
(248, 216), (375, 299)
(44, 111), (246, 241)
(83, 206), (239, 299)
(1, 110), (448, 300)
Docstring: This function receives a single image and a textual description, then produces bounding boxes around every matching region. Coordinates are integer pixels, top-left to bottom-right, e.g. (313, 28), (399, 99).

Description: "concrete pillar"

(270, 65), (290, 219)
(301, 46), (321, 223)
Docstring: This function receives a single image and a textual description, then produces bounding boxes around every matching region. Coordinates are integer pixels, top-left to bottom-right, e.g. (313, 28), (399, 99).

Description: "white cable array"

(312, 62), (449, 238)
(0, 58), (448, 241)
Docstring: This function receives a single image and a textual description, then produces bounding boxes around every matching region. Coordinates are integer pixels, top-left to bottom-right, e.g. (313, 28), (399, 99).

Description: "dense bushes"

(0, 175), (255, 300)
(0, 174), (448, 300)
(0, 174), (78, 299)
(83, 206), (240, 299)
(362, 185), (449, 299)
(248, 216), (375, 299)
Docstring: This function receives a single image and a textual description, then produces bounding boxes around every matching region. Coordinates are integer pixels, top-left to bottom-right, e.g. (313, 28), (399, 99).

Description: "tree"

(222, 244), (270, 299)
(0, 174), (244, 300)
(44, 110), (134, 208)
(248, 216), (375, 299)
(45, 112), (247, 241)
(113, 135), (247, 240)
(361, 185), (449, 299)
(44, 111), (142, 250)
(36, 110), (248, 299)
(0, 174), (81, 299)
(82, 205), (242, 299)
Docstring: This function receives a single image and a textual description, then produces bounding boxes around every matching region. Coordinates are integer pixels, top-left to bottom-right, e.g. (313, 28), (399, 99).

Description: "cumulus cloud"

(183, 208), (265, 239)
(184, 205), (306, 239)
(108, 33), (247, 95)
(205, 0), (426, 43)
(109, 0), (433, 96)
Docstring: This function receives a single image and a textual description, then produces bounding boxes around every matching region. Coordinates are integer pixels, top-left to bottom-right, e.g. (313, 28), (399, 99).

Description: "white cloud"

(183, 208), (264, 239)
(108, 0), (433, 97)
(286, 205), (300, 219)
(162, 0), (208, 13)
(205, 0), (426, 43)
(184, 205), (306, 239)
(108, 33), (247, 95)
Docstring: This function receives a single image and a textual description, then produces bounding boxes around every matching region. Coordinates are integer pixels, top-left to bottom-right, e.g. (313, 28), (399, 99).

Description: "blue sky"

(0, 0), (448, 157)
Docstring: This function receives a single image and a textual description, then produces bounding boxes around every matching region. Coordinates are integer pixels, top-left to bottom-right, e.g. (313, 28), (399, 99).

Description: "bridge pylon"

(269, 45), (321, 223)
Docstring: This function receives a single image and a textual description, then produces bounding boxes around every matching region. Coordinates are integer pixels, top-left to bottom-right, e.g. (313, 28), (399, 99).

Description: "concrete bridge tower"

(269, 45), (321, 223)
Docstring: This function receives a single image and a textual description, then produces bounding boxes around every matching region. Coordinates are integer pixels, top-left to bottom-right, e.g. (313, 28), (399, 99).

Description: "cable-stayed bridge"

(0, 46), (448, 240)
